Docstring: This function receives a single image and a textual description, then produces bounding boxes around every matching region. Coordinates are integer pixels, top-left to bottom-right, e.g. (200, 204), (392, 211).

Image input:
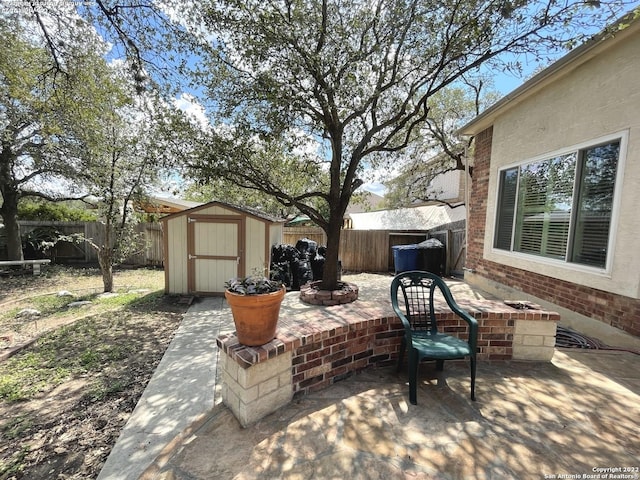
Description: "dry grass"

(0, 265), (187, 479)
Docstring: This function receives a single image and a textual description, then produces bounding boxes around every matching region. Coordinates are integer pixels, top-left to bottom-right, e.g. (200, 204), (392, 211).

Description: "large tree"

(183, 137), (329, 220)
(0, 15), (199, 290)
(184, 179), (304, 219)
(72, 76), (200, 292)
(4, 1), (206, 96)
(0, 19), (106, 261)
(191, 0), (635, 290)
(382, 78), (499, 208)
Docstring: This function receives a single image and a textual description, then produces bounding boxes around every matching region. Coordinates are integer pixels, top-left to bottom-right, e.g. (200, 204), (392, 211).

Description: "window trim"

(490, 130), (628, 276)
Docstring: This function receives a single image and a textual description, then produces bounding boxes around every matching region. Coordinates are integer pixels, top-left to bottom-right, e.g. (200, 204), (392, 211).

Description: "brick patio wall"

(469, 127), (640, 338)
(217, 298), (558, 426)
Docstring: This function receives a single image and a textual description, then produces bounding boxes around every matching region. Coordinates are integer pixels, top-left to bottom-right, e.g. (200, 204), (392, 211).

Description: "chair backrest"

(391, 270), (457, 334)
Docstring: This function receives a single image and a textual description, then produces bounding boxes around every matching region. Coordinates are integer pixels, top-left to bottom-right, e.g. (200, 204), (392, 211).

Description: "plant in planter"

(224, 275), (286, 346)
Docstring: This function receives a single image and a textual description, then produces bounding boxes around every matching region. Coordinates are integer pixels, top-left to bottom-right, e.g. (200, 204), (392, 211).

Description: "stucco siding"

(483, 30), (640, 299)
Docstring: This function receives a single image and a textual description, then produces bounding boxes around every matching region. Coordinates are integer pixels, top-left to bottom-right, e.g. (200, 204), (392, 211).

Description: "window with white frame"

(493, 137), (622, 269)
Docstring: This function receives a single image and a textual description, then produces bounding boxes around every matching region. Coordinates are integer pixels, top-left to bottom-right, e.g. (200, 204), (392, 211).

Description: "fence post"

(446, 229), (453, 276)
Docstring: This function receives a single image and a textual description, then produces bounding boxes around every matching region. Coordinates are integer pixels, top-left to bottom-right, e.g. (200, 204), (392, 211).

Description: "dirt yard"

(0, 266), (189, 479)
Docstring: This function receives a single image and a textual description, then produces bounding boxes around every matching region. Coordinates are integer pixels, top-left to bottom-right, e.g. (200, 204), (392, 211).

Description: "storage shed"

(161, 201), (285, 295)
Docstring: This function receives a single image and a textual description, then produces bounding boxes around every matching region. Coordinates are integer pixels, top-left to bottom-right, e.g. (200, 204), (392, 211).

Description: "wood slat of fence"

(17, 220), (164, 267)
(282, 227), (326, 247)
(143, 223), (164, 266)
(339, 229), (389, 272)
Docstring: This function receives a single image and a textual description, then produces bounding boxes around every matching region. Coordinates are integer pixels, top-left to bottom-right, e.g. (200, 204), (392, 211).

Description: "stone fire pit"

(299, 280), (359, 305)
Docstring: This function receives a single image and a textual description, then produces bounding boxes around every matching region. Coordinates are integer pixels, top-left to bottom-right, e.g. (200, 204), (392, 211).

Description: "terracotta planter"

(224, 287), (286, 346)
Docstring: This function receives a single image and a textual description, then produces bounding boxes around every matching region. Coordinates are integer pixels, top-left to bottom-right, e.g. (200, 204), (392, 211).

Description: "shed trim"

(187, 214), (244, 222)
(161, 201), (285, 224)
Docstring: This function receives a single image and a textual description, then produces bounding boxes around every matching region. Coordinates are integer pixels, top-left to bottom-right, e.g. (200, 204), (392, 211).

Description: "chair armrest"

(449, 304), (478, 353)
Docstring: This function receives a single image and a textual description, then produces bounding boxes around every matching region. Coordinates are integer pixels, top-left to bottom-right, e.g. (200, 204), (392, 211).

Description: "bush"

(18, 201), (97, 222)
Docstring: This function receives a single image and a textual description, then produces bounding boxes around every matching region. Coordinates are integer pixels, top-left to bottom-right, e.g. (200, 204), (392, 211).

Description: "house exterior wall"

(483, 29), (640, 299)
(427, 170), (465, 202)
(465, 34), (640, 336)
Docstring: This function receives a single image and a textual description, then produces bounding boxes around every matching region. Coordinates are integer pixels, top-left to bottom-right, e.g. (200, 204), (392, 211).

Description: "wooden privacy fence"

(18, 221), (163, 267)
(14, 221), (465, 274)
(282, 227), (327, 247)
(125, 223), (163, 267)
(339, 230), (390, 272)
(428, 228), (467, 277)
(281, 226), (466, 275)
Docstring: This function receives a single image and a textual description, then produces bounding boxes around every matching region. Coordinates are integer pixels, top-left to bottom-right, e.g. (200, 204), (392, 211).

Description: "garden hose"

(555, 325), (640, 355)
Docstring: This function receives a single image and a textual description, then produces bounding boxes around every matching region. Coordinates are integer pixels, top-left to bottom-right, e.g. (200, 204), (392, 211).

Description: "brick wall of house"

(468, 127), (640, 338)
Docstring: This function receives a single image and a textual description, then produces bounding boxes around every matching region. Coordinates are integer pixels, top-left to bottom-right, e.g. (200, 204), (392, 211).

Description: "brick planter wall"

(469, 127), (640, 338)
(217, 297), (558, 426)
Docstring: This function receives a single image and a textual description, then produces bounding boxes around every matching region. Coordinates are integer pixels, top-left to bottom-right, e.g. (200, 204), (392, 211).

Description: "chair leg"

(470, 355), (477, 401)
(409, 349), (419, 405)
(397, 337), (406, 373)
(436, 359), (444, 371)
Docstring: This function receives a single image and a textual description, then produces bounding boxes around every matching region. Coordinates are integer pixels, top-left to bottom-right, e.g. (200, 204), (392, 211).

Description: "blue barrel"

(392, 244), (420, 274)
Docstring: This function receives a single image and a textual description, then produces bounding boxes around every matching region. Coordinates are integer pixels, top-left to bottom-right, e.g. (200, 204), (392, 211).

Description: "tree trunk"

(320, 215), (343, 291)
(0, 145), (24, 261)
(0, 195), (24, 262)
(98, 248), (114, 293)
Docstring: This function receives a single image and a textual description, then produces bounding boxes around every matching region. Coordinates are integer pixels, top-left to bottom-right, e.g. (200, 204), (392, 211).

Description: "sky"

(492, 66), (539, 96)
(35, 1), (635, 200)
(170, 56), (553, 199)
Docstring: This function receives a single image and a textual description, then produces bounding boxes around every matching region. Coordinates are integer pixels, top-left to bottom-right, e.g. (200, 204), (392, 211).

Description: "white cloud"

(174, 93), (210, 129)
(362, 181), (387, 196)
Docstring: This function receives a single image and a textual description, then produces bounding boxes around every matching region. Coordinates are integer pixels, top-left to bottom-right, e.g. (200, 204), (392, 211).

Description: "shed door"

(187, 216), (244, 294)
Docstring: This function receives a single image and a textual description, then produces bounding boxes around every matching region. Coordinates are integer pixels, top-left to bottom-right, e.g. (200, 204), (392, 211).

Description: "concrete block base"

(220, 350), (292, 427)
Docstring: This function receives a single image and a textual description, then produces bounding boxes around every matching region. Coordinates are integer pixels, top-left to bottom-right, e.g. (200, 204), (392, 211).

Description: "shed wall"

(163, 202), (283, 295)
(166, 215), (189, 294)
(268, 223), (284, 263)
(246, 216), (266, 276)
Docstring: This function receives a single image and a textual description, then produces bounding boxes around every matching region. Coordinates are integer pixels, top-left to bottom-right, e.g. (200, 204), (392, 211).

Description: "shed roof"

(459, 11), (640, 136)
(138, 196), (204, 214)
(160, 200), (286, 223)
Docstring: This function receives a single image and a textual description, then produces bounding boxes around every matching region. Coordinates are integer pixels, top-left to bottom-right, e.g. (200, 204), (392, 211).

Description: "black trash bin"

(392, 244), (420, 274)
(417, 238), (446, 276)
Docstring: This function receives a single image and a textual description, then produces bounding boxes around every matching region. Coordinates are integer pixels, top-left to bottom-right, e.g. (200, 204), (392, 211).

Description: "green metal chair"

(391, 270), (478, 405)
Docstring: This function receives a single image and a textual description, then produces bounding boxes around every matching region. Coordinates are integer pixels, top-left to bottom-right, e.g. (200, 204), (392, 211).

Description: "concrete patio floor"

(138, 273), (640, 480)
(145, 349), (640, 480)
